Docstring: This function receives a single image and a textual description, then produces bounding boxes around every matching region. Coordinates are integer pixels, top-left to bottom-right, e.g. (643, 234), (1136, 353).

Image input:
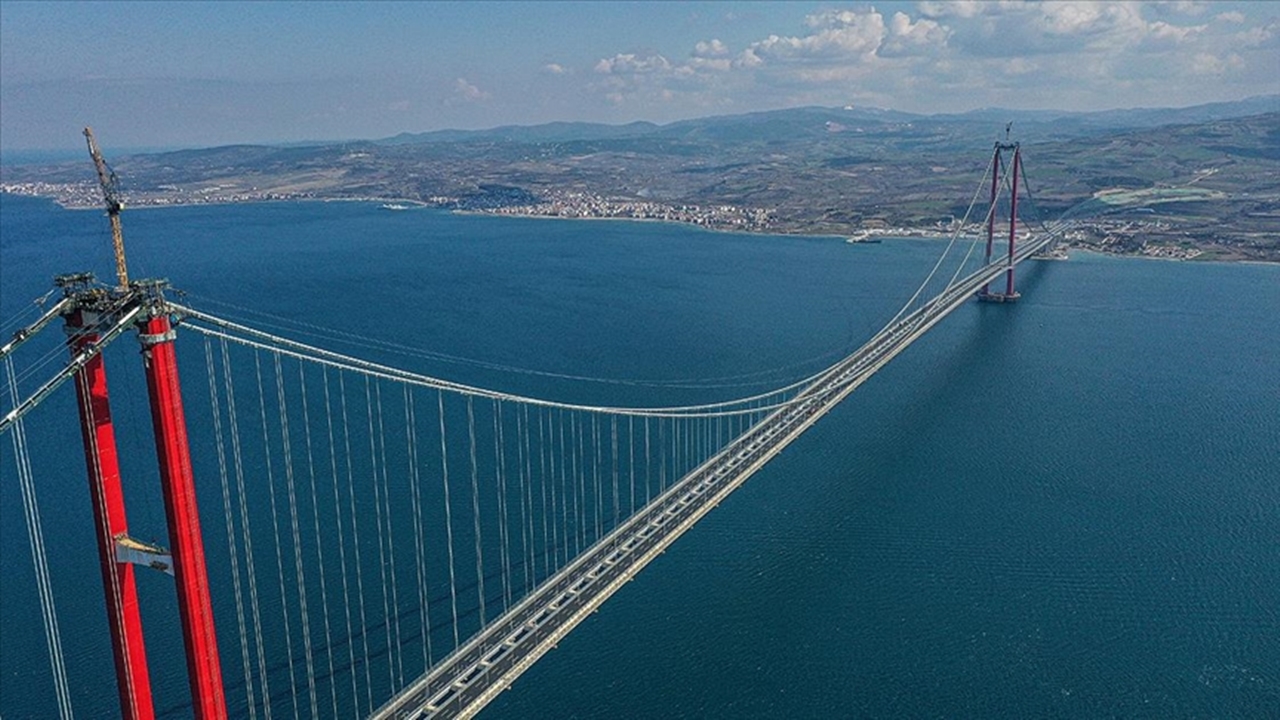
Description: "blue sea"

(1, 194), (1277, 718)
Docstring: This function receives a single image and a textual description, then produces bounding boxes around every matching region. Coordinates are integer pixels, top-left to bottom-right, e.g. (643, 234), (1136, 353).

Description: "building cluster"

(1, 181), (102, 207)
(0, 181), (314, 208)
(483, 191), (776, 232)
(1070, 218), (1205, 260)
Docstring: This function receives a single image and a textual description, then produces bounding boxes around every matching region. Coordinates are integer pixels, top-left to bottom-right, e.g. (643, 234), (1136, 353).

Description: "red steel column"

(66, 308), (156, 720)
(1005, 146), (1021, 297)
(982, 145), (1002, 296)
(138, 310), (227, 720)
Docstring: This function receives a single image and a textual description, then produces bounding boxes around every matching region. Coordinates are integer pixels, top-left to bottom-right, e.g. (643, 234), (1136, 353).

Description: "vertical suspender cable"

(273, 353), (318, 720)
(254, 352), (298, 719)
(436, 390), (460, 649)
(465, 396), (486, 627)
(493, 399), (512, 612)
(514, 405), (531, 595)
(205, 340), (256, 719)
(321, 368), (359, 713)
(223, 342), (272, 719)
(338, 373), (373, 713)
(628, 416), (635, 517)
(568, 412), (579, 557)
(592, 413), (602, 542)
(5, 356), (75, 720)
(297, 362), (339, 719)
(403, 386), (432, 672)
(538, 409), (552, 578)
(611, 416), (619, 529)
(369, 381), (401, 691)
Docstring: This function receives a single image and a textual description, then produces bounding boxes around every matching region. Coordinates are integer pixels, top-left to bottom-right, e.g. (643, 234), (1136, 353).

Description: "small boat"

(381, 203), (410, 211)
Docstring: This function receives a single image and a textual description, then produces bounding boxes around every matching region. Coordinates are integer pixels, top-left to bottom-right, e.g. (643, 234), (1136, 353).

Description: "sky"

(1, 1), (1277, 151)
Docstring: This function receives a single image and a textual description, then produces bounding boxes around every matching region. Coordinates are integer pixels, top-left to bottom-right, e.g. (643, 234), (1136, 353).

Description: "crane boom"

(83, 127), (130, 288)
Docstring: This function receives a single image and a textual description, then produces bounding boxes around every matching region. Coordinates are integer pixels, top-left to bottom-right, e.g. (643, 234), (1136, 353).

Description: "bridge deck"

(371, 233), (1057, 719)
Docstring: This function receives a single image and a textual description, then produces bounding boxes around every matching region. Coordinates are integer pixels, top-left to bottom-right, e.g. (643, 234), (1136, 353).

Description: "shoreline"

(2, 191), (1273, 265)
(452, 207), (851, 242)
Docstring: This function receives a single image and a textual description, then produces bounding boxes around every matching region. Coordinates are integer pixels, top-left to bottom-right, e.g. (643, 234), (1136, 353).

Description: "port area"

(976, 290), (1021, 303)
(1031, 247), (1069, 261)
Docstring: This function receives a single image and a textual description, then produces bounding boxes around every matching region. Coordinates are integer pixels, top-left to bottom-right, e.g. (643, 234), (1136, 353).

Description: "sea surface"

(1, 194), (1277, 718)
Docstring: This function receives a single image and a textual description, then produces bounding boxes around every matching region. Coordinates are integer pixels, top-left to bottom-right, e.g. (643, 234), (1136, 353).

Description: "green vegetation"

(3, 100), (1277, 261)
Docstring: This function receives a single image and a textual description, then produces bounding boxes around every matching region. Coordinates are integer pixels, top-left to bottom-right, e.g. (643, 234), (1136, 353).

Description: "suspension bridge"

(2, 139), (1069, 719)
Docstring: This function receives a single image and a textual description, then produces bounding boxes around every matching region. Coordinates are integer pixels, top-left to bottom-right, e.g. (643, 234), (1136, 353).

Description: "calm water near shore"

(2, 195), (1277, 718)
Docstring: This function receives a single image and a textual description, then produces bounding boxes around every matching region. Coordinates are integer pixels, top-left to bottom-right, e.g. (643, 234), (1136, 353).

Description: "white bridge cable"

(0, 294), (72, 362)
(365, 378), (397, 697)
(0, 154), (1056, 720)
(174, 205), (1044, 423)
(1, 292), (142, 411)
(162, 158), (1059, 720)
(0, 288), (56, 337)
(883, 151), (998, 328)
(171, 306), (854, 419)
(252, 351), (300, 719)
(404, 385), (433, 676)
(0, 303), (142, 436)
(337, 372), (375, 714)
(320, 367), (362, 713)
(222, 339), (273, 720)
(296, 358), (341, 719)
(178, 292), (861, 391)
(4, 356), (75, 720)
(466, 396), (487, 629)
(943, 162), (1018, 292)
(378, 381), (405, 692)
(272, 352), (319, 720)
(437, 389), (462, 651)
(203, 338), (258, 719)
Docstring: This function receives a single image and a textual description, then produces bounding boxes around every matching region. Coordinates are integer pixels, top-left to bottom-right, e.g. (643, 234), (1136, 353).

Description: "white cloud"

(587, 2), (1278, 114)
(882, 11), (950, 57)
(693, 39), (730, 58)
(917, 1), (1023, 20)
(595, 53), (672, 74)
(1235, 20), (1279, 49)
(452, 78), (489, 102)
(1192, 51), (1245, 75)
(542, 63), (569, 75)
(748, 9), (887, 61)
(1162, 1), (1209, 16)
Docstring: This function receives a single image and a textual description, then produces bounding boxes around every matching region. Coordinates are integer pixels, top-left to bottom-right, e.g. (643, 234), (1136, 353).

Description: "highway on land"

(371, 231), (1059, 720)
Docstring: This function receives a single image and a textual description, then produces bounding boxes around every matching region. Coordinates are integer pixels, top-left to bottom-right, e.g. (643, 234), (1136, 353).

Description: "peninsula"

(3, 99), (1277, 262)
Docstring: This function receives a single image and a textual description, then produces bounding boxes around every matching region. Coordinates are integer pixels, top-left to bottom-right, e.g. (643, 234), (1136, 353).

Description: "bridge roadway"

(371, 232), (1058, 719)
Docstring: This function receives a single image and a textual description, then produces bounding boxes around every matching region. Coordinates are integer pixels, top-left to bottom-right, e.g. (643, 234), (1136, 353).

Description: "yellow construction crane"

(83, 126), (130, 288)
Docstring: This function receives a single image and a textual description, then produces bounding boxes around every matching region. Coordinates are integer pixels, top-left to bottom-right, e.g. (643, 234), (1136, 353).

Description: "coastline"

(2, 191), (1273, 264)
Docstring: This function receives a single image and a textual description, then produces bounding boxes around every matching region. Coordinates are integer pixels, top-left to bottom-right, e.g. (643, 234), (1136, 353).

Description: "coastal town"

(0, 178), (1249, 263)
(479, 191), (776, 232)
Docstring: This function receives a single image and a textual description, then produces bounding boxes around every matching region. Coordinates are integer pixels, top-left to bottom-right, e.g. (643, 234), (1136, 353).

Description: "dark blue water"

(2, 195), (1277, 718)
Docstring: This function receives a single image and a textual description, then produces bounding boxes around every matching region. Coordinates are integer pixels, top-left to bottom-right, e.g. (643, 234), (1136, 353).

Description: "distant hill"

(381, 120), (661, 145)
(3, 97), (1276, 260)
(373, 95), (1278, 148)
